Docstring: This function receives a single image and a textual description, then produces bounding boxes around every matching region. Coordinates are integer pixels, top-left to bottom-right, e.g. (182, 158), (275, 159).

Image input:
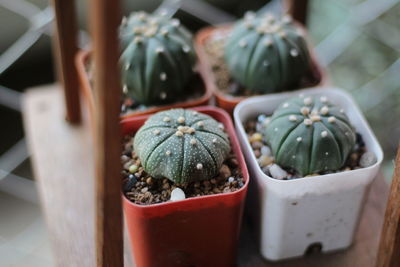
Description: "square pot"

(75, 50), (213, 121)
(194, 24), (327, 115)
(233, 87), (383, 261)
(122, 106), (249, 267)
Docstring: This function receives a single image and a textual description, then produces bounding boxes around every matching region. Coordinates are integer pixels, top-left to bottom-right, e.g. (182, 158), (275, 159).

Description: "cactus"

(119, 12), (196, 105)
(224, 12), (313, 94)
(133, 109), (231, 184)
(264, 95), (356, 176)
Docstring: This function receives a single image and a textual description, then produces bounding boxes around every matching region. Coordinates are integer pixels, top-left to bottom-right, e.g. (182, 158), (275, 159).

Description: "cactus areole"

(134, 109), (231, 184)
(119, 12), (196, 105)
(224, 12), (313, 94)
(264, 95), (356, 176)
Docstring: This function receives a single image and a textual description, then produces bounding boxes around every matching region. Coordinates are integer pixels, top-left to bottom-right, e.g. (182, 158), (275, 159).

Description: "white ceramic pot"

(234, 87), (383, 261)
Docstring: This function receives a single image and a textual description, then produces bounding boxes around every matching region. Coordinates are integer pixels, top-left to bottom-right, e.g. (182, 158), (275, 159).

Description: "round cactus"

(224, 12), (313, 94)
(119, 12), (196, 105)
(133, 109), (231, 184)
(264, 95), (356, 176)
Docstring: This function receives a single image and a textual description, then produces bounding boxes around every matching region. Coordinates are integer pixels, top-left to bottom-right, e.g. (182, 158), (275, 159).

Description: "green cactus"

(133, 109), (231, 184)
(119, 12), (196, 105)
(224, 12), (313, 94)
(264, 95), (356, 176)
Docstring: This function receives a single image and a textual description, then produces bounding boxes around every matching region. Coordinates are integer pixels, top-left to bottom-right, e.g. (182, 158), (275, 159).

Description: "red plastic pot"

(122, 106), (249, 267)
(75, 50), (213, 121)
(194, 24), (327, 115)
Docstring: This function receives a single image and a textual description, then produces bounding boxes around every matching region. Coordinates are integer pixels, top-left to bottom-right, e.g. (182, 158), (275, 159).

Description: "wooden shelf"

(23, 85), (389, 266)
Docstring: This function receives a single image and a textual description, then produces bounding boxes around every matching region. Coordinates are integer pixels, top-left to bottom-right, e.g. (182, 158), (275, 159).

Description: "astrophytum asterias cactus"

(224, 12), (312, 93)
(119, 12), (196, 105)
(264, 95), (356, 176)
(133, 109), (231, 184)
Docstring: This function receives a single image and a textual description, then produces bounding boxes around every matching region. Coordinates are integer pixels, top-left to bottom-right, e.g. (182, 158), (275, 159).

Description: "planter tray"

(23, 85), (389, 266)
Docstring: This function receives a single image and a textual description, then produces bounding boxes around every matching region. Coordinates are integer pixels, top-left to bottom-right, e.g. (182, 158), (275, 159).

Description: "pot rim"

(75, 49), (213, 120)
(122, 105), (249, 209)
(194, 23), (327, 105)
(233, 86), (384, 184)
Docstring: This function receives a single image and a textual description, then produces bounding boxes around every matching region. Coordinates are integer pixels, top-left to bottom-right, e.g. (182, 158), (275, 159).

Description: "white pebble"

(228, 177), (235, 183)
(269, 164), (288, 180)
(321, 131), (328, 138)
(170, 188), (186, 201)
(261, 146), (271, 156)
(359, 152), (377, 168)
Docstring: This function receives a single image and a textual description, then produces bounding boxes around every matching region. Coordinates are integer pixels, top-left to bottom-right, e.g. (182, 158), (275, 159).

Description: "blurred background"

(0, 0), (398, 265)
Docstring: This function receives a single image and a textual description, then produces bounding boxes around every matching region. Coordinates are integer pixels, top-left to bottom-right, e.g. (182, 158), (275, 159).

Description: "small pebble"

(254, 150), (261, 158)
(146, 177), (153, 185)
(121, 155), (130, 163)
(228, 177), (235, 183)
(257, 114), (267, 123)
(170, 188), (186, 201)
(261, 146), (272, 156)
(359, 151), (377, 167)
(219, 164), (231, 179)
(269, 164), (288, 180)
(141, 187), (148, 193)
(258, 155), (274, 167)
(129, 164), (139, 173)
(252, 141), (263, 149)
(249, 133), (263, 143)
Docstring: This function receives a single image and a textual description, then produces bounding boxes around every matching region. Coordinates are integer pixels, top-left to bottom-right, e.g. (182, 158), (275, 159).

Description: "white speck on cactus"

(196, 163), (203, 170)
(160, 73), (167, 81)
(197, 121), (204, 127)
(304, 119), (312, 126)
(133, 36), (142, 44)
(321, 131), (328, 138)
(325, 152), (329, 156)
(310, 115), (321, 122)
(320, 106), (329, 115)
(328, 116), (336, 123)
(264, 39), (273, 47)
(345, 132), (350, 136)
(299, 93), (305, 98)
(239, 39), (248, 48)
(290, 48), (298, 57)
(163, 117), (170, 122)
(297, 137), (302, 142)
(160, 92), (167, 99)
(153, 129), (160, 135)
(303, 97), (313, 105)
(263, 60), (269, 66)
(192, 111), (198, 116)
(300, 107), (310, 115)
(274, 127), (279, 132)
(156, 47), (164, 54)
(278, 31), (286, 38)
(160, 29), (169, 36)
(125, 63), (131, 70)
(159, 9), (168, 16)
(282, 15), (292, 24)
(320, 96), (328, 103)
(244, 11), (256, 20)
(282, 102), (289, 108)
(182, 45), (190, 53)
(212, 138), (217, 143)
(165, 150), (171, 156)
(123, 85), (128, 94)
(190, 139), (197, 145)
(292, 155), (296, 159)
(187, 127), (195, 134)
(175, 131), (183, 137)
(121, 16), (127, 25)
(177, 116), (185, 123)
(171, 19), (180, 27)
(218, 123), (224, 130)
(340, 109), (345, 113)
(289, 115), (297, 122)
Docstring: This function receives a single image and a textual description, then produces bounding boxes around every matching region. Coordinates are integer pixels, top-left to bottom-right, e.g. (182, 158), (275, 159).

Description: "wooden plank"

(24, 86), (390, 267)
(50, 0), (81, 123)
(376, 148), (400, 267)
(88, 0), (123, 266)
(284, 0), (309, 26)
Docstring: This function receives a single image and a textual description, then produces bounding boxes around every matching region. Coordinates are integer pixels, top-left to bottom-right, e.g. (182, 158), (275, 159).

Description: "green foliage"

(264, 95), (356, 176)
(225, 12), (313, 93)
(120, 12), (196, 105)
(134, 109), (231, 184)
